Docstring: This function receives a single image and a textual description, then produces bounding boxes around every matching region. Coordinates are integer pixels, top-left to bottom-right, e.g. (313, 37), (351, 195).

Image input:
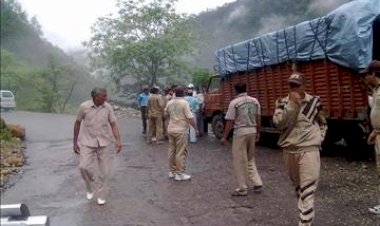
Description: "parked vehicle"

(0, 90), (16, 111)
(204, 0), (380, 150)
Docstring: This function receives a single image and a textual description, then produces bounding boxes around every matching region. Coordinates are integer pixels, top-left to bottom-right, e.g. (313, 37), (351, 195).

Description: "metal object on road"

(0, 204), (49, 226)
(1, 204), (30, 218)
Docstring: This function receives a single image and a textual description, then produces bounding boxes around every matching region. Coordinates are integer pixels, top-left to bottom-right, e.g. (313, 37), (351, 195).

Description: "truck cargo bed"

(221, 60), (368, 120)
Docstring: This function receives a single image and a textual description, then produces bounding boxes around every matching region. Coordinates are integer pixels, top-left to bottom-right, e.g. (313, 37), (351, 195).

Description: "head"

(151, 86), (159, 94)
(288, 73), (306, 94)
(186, 88), (193, 96)
(173, 85), (185, 97)
(234, 82), (247, 94)
(361, 60), (380, 87)
(143, 86), (149, 94)
(91, 87), (107, 106)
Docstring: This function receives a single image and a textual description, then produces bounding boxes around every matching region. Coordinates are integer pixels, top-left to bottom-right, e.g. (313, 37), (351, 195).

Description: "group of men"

(136, 84), (205, 144)
(72, 60), (380, 226)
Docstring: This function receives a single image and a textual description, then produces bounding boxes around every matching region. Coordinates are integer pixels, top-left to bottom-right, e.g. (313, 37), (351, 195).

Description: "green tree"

(191, 68), (211, 90)
(85, 0), (198, 90)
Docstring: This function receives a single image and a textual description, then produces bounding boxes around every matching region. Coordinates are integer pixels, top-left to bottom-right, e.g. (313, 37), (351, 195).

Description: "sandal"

(231, 188), (248, 196)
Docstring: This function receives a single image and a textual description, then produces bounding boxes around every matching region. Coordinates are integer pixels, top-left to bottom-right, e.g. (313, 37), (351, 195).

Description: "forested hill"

(194, 0), (351, 68)
(1, 0), (70, 66)
(0, 0), (98, 113)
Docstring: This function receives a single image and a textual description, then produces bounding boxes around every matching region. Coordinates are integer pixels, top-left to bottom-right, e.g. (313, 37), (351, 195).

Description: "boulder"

(7, 124), (26, 140)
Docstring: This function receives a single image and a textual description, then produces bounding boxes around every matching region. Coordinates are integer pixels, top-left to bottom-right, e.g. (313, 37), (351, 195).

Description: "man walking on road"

(165, 86), (198, 181)
(137, 87), (149, 134)
(147, 86), (164, 144)
(220, 82), (263, 196)
(361, 60), (380, 214)
(273, 73), (327, 226)
(73, 87), (122, 205)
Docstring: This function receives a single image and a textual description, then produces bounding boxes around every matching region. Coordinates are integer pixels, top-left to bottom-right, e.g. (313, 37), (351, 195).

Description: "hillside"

(194, 0), (351, 68)
(0, 0), (100, 112)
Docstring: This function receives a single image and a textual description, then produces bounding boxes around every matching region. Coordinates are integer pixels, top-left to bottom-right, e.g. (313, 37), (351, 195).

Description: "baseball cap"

(288, 73), (305, 85)
(359, 60), (380, 74)
(188, 83), (194, 89)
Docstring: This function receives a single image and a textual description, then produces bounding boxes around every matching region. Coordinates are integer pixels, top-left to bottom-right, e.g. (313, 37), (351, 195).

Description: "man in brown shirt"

(73, 87), (121, 205)
(165, 86), (198, 181)
(221, 82), (263, 196)
(273, 73), (327, 226)
(147, 86), (165, 144)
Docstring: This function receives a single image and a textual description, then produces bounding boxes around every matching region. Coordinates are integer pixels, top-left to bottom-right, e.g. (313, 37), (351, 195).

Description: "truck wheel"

(211, 114), (224, 139)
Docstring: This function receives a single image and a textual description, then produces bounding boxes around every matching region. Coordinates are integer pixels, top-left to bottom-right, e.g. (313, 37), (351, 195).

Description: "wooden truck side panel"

(220, 60), (368, 120)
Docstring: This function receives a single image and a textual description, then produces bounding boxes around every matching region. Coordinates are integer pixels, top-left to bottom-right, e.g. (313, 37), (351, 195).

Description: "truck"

(204, 0), (380, 151)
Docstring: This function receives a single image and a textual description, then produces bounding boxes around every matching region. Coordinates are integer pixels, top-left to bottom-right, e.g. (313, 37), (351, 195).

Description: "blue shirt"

(137, 93), (149, 107)
(185, 96), (199, 113)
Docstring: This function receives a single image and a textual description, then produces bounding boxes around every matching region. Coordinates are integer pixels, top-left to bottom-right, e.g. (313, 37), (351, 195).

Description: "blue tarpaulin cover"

(215, 0), (380, 77)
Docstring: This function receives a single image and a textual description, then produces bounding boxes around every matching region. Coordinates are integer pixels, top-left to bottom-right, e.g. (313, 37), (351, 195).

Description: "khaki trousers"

(147, 116), (163, 142)
(375, 134), (380, 177)
(168, 132), (188, 173)
(79, 145), (110, 200)
(283, 147), (320, 226)
(232, 133), (263, 189)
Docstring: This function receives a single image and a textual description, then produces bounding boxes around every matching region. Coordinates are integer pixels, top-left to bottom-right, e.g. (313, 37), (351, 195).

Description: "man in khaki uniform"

(361, 60), (380, 214)
(273, 74), (327, 226)
(73, 87), (122, 205)
(165, 86), (198, 181)
(221, 82), (263, 196)
(147, 86), (164, 144)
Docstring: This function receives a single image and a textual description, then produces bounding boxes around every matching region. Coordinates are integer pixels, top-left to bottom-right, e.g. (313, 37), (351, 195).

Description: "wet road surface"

(1, 111), (379, 226)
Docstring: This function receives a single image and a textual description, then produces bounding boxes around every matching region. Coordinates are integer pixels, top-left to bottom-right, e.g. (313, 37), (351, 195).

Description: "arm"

(255, 99), (261, 142)
(256, 113), (261, 142)
(136, 94), (141, 108)
(220, 120), (234, 145)
(316, 110), (328, 143)
(110, 122), (122, 153)
(184, 103), (199, 134)
(73, 120), (81, 154)
(188, 117), (198, 132)
(108, 105), (121, 153)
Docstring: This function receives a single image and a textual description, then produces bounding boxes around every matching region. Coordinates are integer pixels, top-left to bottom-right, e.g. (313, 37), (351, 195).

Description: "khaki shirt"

(225, 93), (261, 136)
(148, 94), (164, 117)
(76, 100), (116, 147)
(273, 93), (327, 152)
(165, 97), (194, 134)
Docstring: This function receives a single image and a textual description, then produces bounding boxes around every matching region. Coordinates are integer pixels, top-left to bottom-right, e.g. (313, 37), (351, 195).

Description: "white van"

(0, 90), (16, 111)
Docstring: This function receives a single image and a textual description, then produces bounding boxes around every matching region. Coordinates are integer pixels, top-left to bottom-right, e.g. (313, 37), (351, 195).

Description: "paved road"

(1, 111), (378, 226)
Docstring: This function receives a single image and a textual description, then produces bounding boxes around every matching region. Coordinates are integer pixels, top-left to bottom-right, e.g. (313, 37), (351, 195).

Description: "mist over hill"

(1, 0), (101, 112)
(193, 0), (350, 68)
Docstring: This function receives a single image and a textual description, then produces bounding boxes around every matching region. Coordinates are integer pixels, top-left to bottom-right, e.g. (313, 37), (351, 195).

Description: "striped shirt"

(273, 93), (327, 152)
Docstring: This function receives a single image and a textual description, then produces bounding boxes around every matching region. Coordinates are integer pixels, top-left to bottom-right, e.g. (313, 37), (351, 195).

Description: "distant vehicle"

(0, 90), (16, 111)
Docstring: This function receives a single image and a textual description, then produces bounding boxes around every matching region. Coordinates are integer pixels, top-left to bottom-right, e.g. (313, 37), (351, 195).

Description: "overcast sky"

(20, 0), (236, 51)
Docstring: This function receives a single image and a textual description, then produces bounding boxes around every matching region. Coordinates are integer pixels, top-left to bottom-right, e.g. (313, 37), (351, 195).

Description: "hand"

(367, 130), (377, 145)
(220, 137), (227, 145)
(289, 91), (301, 103)
(256, 132), (260, 142)
(73, 142), (80, 155)
(115, 141), (122, 153)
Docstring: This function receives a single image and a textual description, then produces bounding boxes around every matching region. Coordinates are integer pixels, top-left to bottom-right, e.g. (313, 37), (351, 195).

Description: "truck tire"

(211, 114), (224, 139)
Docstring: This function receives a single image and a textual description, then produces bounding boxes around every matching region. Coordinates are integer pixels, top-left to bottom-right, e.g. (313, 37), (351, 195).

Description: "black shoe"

(253, 185), (263, 193)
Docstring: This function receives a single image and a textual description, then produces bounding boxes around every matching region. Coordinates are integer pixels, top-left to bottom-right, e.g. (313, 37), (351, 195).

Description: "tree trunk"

(150, 74), (157, 87)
